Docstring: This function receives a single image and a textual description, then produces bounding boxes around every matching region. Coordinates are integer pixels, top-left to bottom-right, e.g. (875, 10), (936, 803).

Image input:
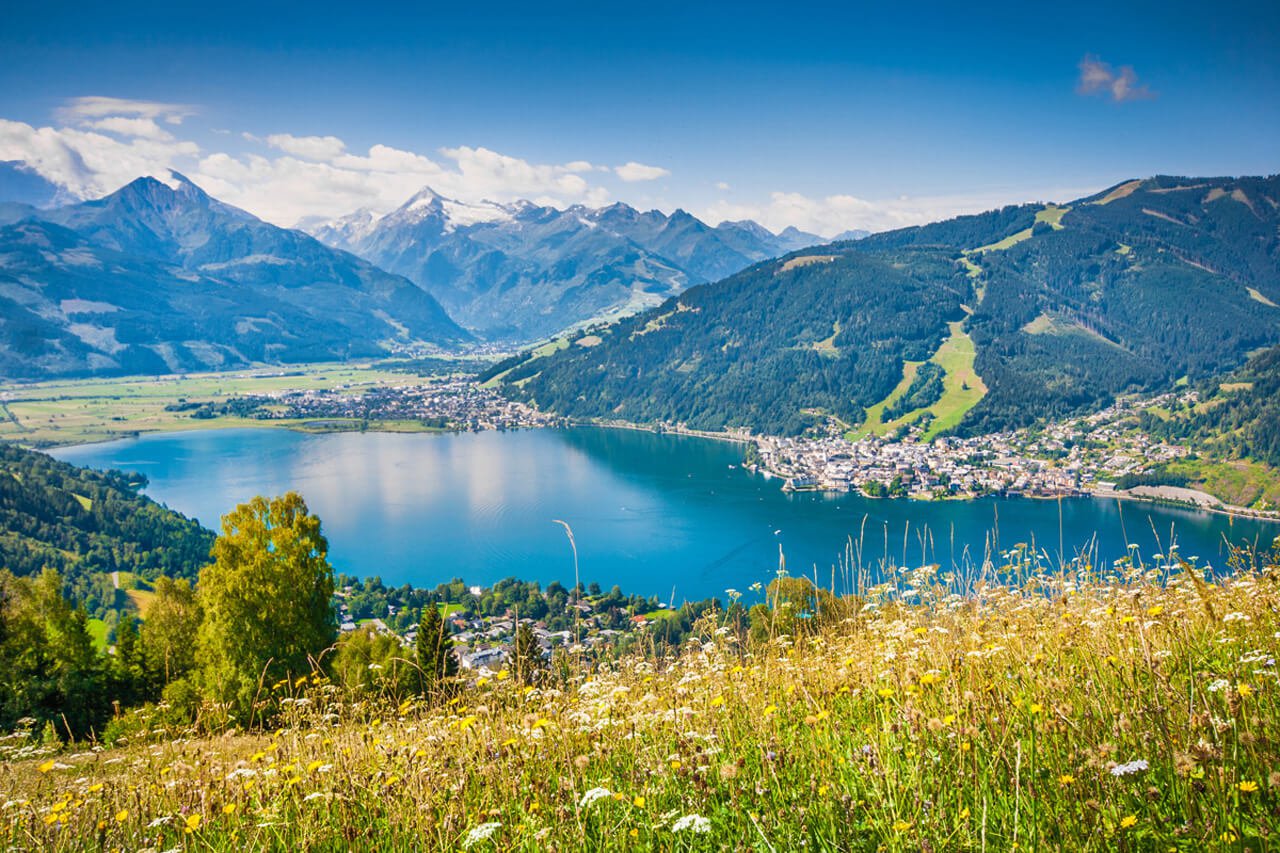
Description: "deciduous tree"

(196, 493), (336, 721)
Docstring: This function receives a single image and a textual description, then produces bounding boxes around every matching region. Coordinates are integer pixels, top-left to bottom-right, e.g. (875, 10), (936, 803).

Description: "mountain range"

(303, 190), (835, 340)
(500, 175), (1280, 435)
(0, 173), (467, 379)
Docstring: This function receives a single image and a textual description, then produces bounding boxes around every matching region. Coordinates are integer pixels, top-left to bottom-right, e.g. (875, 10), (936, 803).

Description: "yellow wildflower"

(1120, 815), (1137, 829)
(115, 809), (128, 823)
(1238, 780), (1259, 793)
(185, 814), (202, 833)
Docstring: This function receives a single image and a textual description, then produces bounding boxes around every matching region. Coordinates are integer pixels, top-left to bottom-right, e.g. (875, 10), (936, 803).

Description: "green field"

(480, 337), (571, 388)
(851, 361), (923, 438)
(0, 363), (441, 447)
(1161, 457), (1280, 509)
(851, 321), (987, 440)
(807, 321), (842, 356)
(8, 561), (1279, 851)
(86, 618), (108, 652)
(968, 204), (1069, 254)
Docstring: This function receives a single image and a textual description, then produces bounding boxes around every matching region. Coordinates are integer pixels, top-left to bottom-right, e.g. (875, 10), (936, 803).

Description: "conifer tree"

(110, 615), (146, 705)
(415, 604), (457, 700)
(511, 622), (544, 686)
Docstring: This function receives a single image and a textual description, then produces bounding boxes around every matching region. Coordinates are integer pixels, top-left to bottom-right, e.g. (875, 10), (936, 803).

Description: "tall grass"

(2, 548), (1277, 850)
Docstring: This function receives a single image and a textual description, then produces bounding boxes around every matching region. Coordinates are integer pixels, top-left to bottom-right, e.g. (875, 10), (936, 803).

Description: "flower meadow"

(2, 550), (1278, 851)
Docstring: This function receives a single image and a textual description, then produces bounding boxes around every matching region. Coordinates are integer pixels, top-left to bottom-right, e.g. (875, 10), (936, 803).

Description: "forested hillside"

(506, 175), (1280, 435)
(1139, 344), (1280, 468)
(0, 443), (212, 605)
(504, 248), (968, 434)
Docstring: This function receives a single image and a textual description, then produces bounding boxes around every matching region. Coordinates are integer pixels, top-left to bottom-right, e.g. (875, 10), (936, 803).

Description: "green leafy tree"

(415, 605), (458, 700)
(748, 576), (856, 644)
(332, 627), (416, 699)
(511, 623), (544, 685)
(0, 569), (108, 739)
(196, 493), (336, 722)
(140, 576), (201, 690)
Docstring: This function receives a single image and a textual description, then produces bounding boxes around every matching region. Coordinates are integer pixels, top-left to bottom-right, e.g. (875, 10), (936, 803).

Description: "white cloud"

(56, 96), (196, 125)
(716, 181), (731, 191)
(85, 116), (175, 141)
(701, 185), (1098, 238)
(1076, 55), (1155, 103)
(0, 118), (199, 200)
(0, 98), (624, 225)
(265, 133), (348, 162)
(0, 96), (1098, 236)
(442, 145), (610, 205)
(614, 161), (671, 182)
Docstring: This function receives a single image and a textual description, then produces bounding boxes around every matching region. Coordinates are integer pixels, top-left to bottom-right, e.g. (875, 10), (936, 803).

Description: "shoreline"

(14, 417), (458, 451)
(575, 418), (751, 445)
(751, 455), (1280, 524)
(1096, 486), (1280, 525)
(17, 406), (1280, 527)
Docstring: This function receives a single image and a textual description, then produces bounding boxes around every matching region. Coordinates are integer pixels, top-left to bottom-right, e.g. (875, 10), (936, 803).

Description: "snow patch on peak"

(440, 198), (514, 232)
(405, 186), (446, 211)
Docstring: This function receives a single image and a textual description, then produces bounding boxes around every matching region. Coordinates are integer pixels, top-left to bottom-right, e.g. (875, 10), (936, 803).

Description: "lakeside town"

(187, 375), (559, 432)
(751, 391), (1227, 504)
(177, 374), (1277, 519)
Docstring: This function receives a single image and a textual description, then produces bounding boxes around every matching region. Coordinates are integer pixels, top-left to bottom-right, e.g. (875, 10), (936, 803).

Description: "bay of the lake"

(53, 426), (1276, 603)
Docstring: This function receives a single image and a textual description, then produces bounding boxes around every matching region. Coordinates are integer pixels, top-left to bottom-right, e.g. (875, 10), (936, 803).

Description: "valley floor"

(4, 364), (1277, 522)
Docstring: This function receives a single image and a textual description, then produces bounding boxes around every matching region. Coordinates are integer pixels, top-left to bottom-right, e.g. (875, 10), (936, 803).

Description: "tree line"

(0, 489), (759, 743)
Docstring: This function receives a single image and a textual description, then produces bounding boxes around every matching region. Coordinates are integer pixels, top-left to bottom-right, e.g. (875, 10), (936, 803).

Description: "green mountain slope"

(1183, 344), (1280, 467)
(0, 174), (470, 379)
(504, 248), (968, 434)
(505, 175), (1280, 435)
(0, 442), (213, 607)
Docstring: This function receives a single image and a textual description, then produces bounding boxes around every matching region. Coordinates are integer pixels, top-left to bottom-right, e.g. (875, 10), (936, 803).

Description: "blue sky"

(1, 0), (1277, 233)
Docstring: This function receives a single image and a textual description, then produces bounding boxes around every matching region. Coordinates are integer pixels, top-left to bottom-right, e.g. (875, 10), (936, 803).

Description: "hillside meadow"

(2, 546), (1278, 851)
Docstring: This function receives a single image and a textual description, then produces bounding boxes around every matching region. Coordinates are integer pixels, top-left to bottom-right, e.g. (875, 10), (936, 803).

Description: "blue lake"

(53, 427), (1277, 603)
